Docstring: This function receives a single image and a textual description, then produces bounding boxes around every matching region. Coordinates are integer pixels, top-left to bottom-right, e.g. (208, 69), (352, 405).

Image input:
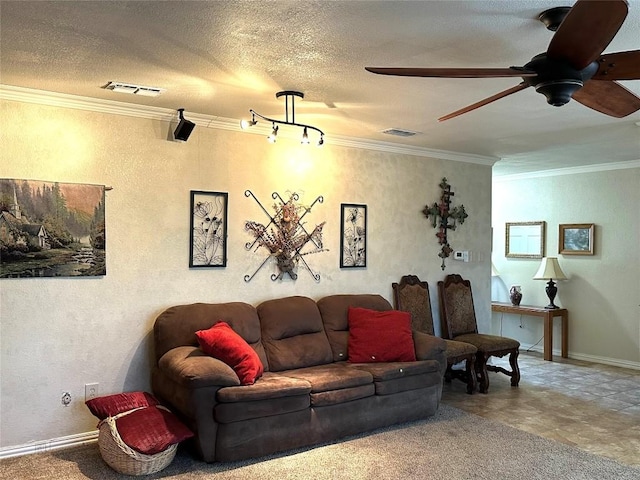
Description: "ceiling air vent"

(382, 128), (420, 137)
(105, 82), (165, 97)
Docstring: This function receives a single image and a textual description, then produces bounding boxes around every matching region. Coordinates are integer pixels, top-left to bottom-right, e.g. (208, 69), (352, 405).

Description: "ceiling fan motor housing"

(524, 53), (598, 106)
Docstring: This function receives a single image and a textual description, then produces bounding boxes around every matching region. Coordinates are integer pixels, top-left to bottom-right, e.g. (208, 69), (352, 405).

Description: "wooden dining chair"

(393, 274), (477, 394)
(437, 273), (520, 393)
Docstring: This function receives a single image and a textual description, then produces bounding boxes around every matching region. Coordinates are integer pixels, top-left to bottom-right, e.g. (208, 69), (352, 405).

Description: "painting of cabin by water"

(0, 179), (106, 278)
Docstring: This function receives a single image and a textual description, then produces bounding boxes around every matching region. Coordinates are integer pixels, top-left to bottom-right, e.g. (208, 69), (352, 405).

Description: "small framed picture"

(559, 223), (594, 256)
(190, 191), (228, 267)
(340, 203), (367, 268)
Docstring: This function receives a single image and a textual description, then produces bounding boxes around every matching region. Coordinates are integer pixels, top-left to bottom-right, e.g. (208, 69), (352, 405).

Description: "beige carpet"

(2, 404), (639, 480)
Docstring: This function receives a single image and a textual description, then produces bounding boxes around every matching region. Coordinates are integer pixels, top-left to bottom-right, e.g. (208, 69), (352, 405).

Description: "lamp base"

(544, 279), (559, 309)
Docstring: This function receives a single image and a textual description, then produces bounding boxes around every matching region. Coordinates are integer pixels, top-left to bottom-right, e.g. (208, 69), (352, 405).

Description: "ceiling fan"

(366, 0), (640, 121)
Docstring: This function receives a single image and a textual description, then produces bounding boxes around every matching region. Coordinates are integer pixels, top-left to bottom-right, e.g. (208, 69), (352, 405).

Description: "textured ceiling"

(1, 0), (639, 175)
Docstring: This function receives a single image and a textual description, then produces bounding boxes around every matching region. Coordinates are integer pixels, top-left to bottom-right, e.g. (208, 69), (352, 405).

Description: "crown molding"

(0, 84), (496, 167)
(493, 159), (640, 182)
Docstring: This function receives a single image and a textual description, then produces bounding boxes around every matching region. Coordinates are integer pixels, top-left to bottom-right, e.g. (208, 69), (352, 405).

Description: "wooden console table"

(491, 302), (568, 361)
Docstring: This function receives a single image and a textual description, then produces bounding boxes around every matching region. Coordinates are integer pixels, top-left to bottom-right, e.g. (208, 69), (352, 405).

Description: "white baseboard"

(0, 431), (98, 460)
(521, 344), (640, 370)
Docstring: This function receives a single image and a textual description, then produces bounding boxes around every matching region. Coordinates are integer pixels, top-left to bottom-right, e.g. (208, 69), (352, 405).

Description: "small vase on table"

(510, 285), (522, 306)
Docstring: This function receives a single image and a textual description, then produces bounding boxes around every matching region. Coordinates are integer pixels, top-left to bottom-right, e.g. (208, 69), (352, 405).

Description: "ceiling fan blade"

(547, 0), (628, 70)
(438, 83), (529, 122)
(572, 80), (640, 118)
(365, 67), (535, 78)
(592, 50), (640, 80)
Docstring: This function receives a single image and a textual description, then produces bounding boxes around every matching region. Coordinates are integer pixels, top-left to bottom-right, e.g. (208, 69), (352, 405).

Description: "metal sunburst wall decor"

(244, 190), (327, 282)
(422, 178), (468, 270)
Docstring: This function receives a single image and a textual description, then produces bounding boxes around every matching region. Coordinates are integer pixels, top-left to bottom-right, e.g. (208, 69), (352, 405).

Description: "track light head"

(317, 134), (324, 147)
(240, 112), (258, 130)
(267, 124), (279, 143)
(301, 127), (310, 145)
(174, 108), (195, 142)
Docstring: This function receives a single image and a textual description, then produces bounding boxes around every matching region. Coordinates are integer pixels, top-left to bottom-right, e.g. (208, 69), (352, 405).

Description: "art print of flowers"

(190, 191), (227, 267)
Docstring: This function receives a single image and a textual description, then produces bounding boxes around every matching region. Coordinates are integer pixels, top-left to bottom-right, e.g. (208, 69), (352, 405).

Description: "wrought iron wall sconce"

(422, 178), (468, 270)
(241, 91), (325, 146)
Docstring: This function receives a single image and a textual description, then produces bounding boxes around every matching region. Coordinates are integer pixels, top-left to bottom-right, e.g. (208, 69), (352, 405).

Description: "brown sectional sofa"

(152, 294), (447, 462)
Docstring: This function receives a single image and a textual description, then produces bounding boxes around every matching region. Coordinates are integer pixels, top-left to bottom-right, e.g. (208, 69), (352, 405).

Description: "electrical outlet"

(85, 383), (99, 401)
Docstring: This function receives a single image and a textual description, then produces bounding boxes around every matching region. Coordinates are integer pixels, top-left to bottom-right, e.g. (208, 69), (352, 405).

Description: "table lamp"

(533, 257), (567, 309)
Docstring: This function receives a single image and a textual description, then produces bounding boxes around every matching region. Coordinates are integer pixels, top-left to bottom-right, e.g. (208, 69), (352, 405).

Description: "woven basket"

(97, 407), (177, 476)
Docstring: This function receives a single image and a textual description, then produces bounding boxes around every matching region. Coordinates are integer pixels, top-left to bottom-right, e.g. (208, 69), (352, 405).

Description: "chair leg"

(465, 354), (477, 394)
(509, 350), (521, 387)
(475, 352), (490, 394)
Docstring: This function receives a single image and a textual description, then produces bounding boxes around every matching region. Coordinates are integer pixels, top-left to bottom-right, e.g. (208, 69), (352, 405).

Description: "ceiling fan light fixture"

(535, 79), (583, 106)
(243, 91), (325, 146)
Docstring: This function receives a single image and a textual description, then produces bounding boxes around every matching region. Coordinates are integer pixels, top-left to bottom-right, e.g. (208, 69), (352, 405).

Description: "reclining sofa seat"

(152, 294), (446, 462)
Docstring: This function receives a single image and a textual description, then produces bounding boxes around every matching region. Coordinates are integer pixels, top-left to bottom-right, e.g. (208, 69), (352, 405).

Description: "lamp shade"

(533, 257), (567, 280)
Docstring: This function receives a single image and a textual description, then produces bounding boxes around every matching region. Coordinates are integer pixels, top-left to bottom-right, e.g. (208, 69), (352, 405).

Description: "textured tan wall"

(0, 99), (492, 448)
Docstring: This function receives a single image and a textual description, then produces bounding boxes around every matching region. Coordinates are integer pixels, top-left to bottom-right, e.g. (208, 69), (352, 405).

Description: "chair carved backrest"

(438, 274), (479, 338)
(392, 275), (435, 335)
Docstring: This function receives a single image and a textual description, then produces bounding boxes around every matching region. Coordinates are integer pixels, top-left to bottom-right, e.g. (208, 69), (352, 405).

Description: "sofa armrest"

(413, 331), (447, 377)
(158, 346), (240, 388)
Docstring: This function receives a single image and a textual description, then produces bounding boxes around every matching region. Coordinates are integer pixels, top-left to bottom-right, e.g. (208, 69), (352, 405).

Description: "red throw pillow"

(115, 406), (194, 455)
(86, 392), (160, 420)
(347, 307), (416, 363)
(196, 321), (264, 385)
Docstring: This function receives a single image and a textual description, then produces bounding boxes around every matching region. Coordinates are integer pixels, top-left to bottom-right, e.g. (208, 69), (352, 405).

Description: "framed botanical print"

(559, 223), (594, 255)
(190, 191), (228, 267)
(340, 203), (366, 268)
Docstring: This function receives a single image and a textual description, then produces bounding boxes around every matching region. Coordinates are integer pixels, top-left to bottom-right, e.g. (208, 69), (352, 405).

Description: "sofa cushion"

(115, 406), (194, 455)
(278, 363), (373, 393)
(86, 391), (159, 420)
(317, 294), (393, 362)
(310, 384), (375, 407)
(196, 321), (264, 385)
(347, 307), (416, 363)
(349, 359), (440, 381)
(257, 296), (333, 371)
(217, 372), (311, 403)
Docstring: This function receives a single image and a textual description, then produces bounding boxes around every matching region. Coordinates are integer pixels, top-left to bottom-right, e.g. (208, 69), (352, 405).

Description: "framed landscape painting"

(0, 178), (106, 278)
(559, 223), (594, 255)
(190, 190), (228, 267)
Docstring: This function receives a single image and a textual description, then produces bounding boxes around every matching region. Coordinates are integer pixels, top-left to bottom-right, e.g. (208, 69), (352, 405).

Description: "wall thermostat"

(453, 250), (469, 262)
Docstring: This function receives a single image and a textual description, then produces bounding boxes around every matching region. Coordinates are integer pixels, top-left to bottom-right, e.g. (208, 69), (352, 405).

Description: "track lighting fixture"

(241, 91), (325, 147)
(174, 108), (195, 142)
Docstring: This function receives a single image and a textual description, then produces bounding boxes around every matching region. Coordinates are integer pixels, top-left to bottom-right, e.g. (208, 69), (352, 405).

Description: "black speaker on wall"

(174, 108), (195, 142)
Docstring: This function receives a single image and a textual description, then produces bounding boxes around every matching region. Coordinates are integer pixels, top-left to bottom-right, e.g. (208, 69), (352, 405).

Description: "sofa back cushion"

(154, 302), (268, 370)
(317, 294), (393, 362)
(257, 296), (333, 371)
